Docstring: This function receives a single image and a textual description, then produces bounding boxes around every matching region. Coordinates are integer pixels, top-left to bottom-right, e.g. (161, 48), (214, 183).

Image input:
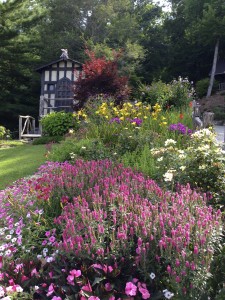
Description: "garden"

(0, 52), (225, 300)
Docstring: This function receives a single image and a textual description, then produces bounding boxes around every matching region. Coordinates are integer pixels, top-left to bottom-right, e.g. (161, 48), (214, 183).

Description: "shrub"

(32, 135), (64, 145)
(138, 80), (171, 107)
(195, 78), (219, 98)
(151, 128), (225, 205)
(48, 138), (112, 162)
(0, 125), (10, 140)
(40, 112), (77, 136)
(0, 160), (222, 299)
(138, 77), (194, 108)
(73, 49), (130, 110)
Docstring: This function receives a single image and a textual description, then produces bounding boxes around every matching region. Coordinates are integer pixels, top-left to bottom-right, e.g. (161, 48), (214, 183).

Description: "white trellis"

(19, 115), (42, 140)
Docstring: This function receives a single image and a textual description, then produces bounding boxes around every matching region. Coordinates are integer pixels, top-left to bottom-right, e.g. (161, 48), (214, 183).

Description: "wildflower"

(163, 289), (174, 299)
(88, 297), (100, 300)
(163, 170), (175, 182)
(46, 283), (55, 296)
(125, 282), (137, 296)
(139, 286), (150, 299)
(150, 272), (155, 279)
(164, 139), (176, 146)
(52, 297), (62, 300)
(180, 166), (186, 171)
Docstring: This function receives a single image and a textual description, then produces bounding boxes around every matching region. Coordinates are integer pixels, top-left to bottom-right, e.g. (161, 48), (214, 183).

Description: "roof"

(35, 57), (82, 73)
(209, 59), (225, 76)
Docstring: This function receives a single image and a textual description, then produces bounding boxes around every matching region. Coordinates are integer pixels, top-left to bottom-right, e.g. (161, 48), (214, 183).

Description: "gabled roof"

(209, 59), (225, 76)
(35, 57), (82, 73)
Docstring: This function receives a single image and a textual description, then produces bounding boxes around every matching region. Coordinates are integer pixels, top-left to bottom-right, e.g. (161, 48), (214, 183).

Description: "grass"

(0, 142), (47, 190)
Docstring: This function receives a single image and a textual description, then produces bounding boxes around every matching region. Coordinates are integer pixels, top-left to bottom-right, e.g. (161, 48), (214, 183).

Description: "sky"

(153, 0), (171, 12)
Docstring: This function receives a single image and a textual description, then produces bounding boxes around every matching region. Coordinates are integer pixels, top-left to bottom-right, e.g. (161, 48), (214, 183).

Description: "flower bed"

(0, 160), (222, 299)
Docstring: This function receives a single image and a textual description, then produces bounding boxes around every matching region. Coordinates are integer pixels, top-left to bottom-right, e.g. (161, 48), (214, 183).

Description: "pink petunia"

(52, 297), (62, 300)
(125, 282), (137, 296)
(139, 286), (150, 299)
(46, 283), (54, 296)
(70, 269), (81, 277)
(88, 297), (100, 300)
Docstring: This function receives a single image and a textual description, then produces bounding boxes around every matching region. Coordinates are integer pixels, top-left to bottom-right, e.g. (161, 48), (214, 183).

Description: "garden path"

(214, 125), (225, 144)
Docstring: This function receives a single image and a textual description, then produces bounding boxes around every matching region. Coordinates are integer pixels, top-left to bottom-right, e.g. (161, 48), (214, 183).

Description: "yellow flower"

(120, 116), (124, 121)
(143, 116), (148, 119)
(135, 102), (142, 106)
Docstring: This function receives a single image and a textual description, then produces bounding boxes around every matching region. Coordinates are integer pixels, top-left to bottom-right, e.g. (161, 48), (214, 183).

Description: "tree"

(73, 49), (130, 109)
(0, 0), (45, 131)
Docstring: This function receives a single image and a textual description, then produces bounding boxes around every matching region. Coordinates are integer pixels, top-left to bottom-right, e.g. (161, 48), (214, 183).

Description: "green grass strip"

(0, 144), (47, 190)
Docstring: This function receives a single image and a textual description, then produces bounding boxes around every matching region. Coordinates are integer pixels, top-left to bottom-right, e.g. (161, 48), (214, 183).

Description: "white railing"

(19, 115), (42, 139)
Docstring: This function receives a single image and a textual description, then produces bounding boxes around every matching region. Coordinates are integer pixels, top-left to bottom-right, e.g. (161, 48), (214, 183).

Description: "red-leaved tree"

(73, 49), (130, 110)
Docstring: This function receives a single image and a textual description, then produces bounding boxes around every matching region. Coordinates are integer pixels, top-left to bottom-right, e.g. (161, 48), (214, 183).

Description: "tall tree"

(0, 0), (45, 130)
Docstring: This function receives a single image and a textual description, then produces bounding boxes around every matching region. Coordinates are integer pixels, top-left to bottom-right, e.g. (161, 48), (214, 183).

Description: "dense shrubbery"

(41, 112), (77, 136)
(0, 160), (222, 299)
(138, 77), (194, 108)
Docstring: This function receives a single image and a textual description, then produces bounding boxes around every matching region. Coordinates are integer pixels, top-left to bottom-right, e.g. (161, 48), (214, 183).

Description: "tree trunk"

(207, 39), (220, 98)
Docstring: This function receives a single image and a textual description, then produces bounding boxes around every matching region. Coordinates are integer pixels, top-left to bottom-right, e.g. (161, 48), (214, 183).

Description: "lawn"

(0, 143), (47, 190)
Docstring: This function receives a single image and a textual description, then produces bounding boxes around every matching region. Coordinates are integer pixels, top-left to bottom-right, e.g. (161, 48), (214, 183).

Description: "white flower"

(9, 230), (14, 234)
(157, 157), (163, 162)
(11, 238), (17, 243)
(15, 286), (23, 292)
(5, 249), (11, 256)
(164, 290), (174, 299)
(81, 146), (86, 149)
(180, 166), (186, 171)
(0, 286), (5, 297)
(199, 165), (206, 170)
(43, 248), (48, 253)
(165, 139), (176, 146)
(46, 256), (54, 263)
(163, 170), (175, 182)
(5, 235), (11, 240)
(0, 245), (5, 251)
(150, 272), (156, 279)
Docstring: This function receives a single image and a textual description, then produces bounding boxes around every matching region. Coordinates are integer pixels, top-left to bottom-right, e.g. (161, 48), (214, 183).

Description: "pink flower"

(70, 269), (81, 277)
(67, 275), (75, 285)
(46, 283), (54, 296)
(125, 282), (137, 296)
(139, 286), (150, 299)
(88, 297), (100, 300)
(52, 297), (62, 300)
(105, 282), (112, 291)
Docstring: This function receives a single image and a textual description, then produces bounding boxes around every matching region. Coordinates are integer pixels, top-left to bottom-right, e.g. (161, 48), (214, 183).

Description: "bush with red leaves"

(73, 50), (130, 110)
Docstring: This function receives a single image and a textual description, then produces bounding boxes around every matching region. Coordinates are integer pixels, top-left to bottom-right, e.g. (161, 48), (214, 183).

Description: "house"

(209, 59), (225, 91)
(36, 50), (82, 117)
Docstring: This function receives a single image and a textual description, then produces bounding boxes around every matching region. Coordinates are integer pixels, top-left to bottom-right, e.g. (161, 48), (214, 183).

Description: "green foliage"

(138, 77), (194, 108)
(0, 126), (7, 139)
(212, 106), (225, 121)
(32, 135), (64, 145)
(196, 78), (219, 98)
(41, 112), (77, 136)
(138, 80), (171, 106)
(49, 138), (112, 162)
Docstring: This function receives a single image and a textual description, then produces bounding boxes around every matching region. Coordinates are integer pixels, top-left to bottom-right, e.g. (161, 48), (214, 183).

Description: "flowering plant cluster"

(169, 123), (192, 135)
(151, 128), (225, 204)
(0, 160), (222, 299)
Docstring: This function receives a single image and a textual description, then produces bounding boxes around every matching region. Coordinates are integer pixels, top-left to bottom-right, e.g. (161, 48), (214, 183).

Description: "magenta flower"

(52, 297), (62, 300)
(105, 282), (112, 291)
(125, 282), (137, 296)
(88, 297), (100, 300)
